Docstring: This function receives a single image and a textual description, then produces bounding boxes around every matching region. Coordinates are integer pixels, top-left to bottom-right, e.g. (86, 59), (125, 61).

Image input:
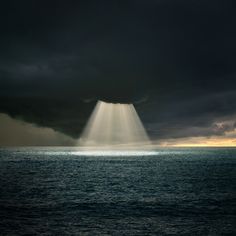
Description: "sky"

(0, 0), (236, 146)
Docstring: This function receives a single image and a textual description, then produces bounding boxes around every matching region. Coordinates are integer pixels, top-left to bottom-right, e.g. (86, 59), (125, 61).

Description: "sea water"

(0, 147), (235, 235)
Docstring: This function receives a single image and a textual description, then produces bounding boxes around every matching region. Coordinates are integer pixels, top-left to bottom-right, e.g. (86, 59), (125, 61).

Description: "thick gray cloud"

(0, 0), (236, 143)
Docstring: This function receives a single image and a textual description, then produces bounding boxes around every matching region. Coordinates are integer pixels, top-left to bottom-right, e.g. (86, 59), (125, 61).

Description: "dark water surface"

(0, 147), (235, 235)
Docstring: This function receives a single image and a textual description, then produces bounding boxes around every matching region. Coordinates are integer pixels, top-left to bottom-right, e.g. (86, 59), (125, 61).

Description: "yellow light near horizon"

(160, 136), (236, 147)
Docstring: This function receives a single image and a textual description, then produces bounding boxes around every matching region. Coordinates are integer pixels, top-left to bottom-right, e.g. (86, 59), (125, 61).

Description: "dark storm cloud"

(138, 89), (236, 139)
(0, 0), (236, 140)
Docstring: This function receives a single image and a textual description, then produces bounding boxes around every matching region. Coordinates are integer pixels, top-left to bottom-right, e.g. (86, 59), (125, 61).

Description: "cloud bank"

(0, 0), (236, 145)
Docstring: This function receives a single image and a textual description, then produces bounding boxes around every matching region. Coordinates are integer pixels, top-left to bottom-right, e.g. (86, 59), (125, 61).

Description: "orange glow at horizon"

(159, 136), (236, 147)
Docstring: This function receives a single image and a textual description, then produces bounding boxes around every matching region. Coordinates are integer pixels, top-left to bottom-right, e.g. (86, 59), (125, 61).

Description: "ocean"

(0, 147), (235, 235)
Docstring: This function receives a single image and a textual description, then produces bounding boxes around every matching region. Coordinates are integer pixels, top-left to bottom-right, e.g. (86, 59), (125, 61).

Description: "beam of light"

(78, 100), (150, 149)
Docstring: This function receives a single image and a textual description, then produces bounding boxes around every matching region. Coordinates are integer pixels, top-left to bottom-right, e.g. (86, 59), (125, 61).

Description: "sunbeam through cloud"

(78, 100), (150, 148)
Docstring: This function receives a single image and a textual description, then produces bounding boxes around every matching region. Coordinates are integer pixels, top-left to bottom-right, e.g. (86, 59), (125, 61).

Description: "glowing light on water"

(78, 100), (150, 148)
(73, 150), (157, 156)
